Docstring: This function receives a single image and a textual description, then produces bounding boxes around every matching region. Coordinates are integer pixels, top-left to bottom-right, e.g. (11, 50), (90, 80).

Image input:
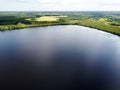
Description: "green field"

(78, 18), (120, 36)
(36, 16), (59, 22)
(35, 16), (67, 22)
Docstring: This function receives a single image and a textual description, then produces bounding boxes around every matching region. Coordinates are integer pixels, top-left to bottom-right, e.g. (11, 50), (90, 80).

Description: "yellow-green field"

(35, 16), (67, 22)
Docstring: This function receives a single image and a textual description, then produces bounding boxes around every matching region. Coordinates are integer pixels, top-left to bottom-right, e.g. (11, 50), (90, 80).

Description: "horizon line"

(0, 11), (120, 12)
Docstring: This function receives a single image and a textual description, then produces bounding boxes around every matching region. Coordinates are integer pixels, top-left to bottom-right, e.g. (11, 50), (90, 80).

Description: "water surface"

(0, 25), (120, 89)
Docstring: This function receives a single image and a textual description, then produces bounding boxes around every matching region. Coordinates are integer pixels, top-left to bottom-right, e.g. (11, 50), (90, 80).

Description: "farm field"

(35, 16), (68, 21)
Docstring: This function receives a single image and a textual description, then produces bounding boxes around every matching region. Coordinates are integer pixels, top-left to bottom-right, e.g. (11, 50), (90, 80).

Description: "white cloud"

(36, 0), (120, 11)
(37, 0), (50, 3)
(0, 0), (120, 11)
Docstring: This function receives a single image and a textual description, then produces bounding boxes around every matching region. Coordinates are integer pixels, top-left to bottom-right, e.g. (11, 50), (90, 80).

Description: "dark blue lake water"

(0, 25), (120, 89)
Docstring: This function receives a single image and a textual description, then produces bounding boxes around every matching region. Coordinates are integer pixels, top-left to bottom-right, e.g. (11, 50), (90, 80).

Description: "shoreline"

(77, 24), (120, 37)
(0, 23), (120, 37)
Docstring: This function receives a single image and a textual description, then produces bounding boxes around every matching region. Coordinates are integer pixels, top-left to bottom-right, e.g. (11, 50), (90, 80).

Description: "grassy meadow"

(78, 18), (120, 36)
(35, 16), (67, 22)
(35, 16), (59, 22)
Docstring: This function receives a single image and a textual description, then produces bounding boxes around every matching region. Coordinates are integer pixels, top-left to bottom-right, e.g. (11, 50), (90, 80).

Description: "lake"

(0, 25), (120, 89)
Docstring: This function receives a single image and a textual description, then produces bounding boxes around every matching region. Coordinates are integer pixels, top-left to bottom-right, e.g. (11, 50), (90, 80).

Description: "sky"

(0, 0), (120, 11)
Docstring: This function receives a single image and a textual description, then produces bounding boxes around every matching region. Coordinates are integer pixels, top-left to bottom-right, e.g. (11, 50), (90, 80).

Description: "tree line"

(0, 16), (32, 25)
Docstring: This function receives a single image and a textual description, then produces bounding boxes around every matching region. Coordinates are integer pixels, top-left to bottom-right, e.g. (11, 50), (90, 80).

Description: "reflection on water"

(0, 25), (120, 89)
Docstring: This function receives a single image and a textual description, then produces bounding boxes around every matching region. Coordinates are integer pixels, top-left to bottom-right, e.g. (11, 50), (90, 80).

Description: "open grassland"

(78, 19), (120, 36)
(35, 16), (68, 22)
(36, 16), (59, 22)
